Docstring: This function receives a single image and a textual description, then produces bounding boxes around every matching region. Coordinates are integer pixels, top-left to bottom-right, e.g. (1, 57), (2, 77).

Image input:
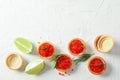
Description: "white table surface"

(0, 0), (120, 80)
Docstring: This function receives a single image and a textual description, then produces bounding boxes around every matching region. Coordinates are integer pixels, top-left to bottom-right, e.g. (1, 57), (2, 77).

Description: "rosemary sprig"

(74, 53), (94, 64)
(50, 54), (63, 68)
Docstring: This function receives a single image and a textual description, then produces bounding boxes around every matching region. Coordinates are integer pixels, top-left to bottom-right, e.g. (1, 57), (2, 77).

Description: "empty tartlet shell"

(94, 35), (114, 53)
(56, 54), (72, 72)
(68, 38), (86, 56)
(37, 41), (55, 59)
(88, 56), (106, 75)
(6, 53), (25, 70)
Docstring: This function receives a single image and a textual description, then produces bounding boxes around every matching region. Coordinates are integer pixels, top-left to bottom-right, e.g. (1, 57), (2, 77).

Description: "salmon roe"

(38, 42), (54, 58)
(69, 39), (85, 54)
(89, 58), (105, 74)
(56, 55), (72, 71)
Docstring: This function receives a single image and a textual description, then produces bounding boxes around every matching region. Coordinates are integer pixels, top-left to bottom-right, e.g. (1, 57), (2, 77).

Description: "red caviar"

(58, 72), (65, 76)
(69, 38), (86, 55)
(88, 57), (106, 74)
(56, 55), (72, 71)
(38, 42), (54, 58)
(72, 69), (74, 71)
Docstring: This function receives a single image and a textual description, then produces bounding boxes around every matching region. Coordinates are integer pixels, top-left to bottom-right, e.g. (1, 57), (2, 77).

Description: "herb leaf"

(50, 54), (63, 61)
(50, 54), (63, 68)
(74, 53), (94, 64)
(52, 61), (57, 68)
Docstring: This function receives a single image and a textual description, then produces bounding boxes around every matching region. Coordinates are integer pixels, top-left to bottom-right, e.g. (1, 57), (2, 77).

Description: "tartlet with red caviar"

(68, 38), (86, 56)
(37, 42), (55, 59)
(51, 54), (72, 72)
(88, 56), (106, 75)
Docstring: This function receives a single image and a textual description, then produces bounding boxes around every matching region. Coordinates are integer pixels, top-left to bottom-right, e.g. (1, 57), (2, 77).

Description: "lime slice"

(14, 37), (33, 54)
(25, 59), (44, 75)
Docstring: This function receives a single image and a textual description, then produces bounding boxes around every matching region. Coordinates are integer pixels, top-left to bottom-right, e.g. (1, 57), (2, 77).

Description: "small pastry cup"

(68, 38), (86, 56)
(88, 56), (106, 75)
(37, 41), (55, 59)
(56, 54), (72, 72)
(94, 35), (114, 53)
(6, 53), (25, 70)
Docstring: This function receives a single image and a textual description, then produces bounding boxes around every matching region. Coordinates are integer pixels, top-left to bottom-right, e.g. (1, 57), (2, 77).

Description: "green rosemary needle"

(74, 53), (94, 64)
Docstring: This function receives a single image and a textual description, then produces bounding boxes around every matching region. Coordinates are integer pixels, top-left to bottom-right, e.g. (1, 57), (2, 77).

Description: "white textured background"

(0, 0), (120, 80)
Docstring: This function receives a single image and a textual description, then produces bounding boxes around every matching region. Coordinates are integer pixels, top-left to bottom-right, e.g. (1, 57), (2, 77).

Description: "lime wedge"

(14, 37), (33, 54)
(25, 59), (44, 75)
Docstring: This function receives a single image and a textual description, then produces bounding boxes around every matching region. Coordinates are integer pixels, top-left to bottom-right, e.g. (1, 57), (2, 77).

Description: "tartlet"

(94, 35), (114, 53)
(37, 42), (55, 59)
(88, 56), (106, 75)
(68, 38), (86, 56)
(53, 54), (72, 72)
(56, 54), (72, 72)
(6, 53), (25, 70)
